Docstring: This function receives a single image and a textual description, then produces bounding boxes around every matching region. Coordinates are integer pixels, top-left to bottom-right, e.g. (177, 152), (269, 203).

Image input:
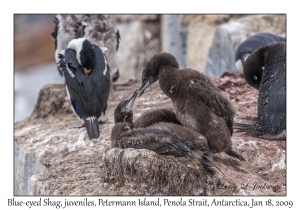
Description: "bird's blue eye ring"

(253, 75), (258, 80)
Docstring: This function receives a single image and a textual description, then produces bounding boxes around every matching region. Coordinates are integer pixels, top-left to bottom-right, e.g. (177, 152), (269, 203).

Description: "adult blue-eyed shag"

(235, 42), (286, 140)
(235, 33), (286, 89)
(51, 14), (120, 82)
(58, 38), (110, 139)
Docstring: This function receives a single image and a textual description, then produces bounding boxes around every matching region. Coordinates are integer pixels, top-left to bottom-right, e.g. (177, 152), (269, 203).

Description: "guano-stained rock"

(14, 75), (286, 196)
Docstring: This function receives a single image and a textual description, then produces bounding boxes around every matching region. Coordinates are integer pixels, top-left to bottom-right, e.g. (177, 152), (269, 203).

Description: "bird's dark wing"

(190, 80), (234, 135)
(235, 32), (286, 62)
(69, 96), (86, 119)
(191, 72), (220, 92)
(59, 49), (88, 116)
(62, 49), (86, 85)
(59, 47), (110, 118)
(93, 45), (110, 115)
(118, 129), (190, 157)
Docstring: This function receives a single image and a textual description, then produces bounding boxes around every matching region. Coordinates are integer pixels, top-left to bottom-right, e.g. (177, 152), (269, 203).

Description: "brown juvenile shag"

(111, 90), (221, 169)
(138, 52), (245, 161)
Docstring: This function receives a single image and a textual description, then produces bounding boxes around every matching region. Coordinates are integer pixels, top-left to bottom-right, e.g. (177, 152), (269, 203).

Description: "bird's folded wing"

(118, 129), (190, 157)
(190, 81), (234, 135)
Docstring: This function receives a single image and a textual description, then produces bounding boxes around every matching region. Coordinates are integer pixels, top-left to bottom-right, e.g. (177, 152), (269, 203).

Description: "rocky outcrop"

(112, 14), (286, 84)
(161, 15), (186, 68)
(185, 22), (216, 74)
(205, 28), (237, 77)
(14, 14), (286, 78)
(182, 14), (285, 76)
(221, 14), (286, 73)
(14, 14), (286, 196)
(112, 15), (161, 85)
(14, 75), (286, 196)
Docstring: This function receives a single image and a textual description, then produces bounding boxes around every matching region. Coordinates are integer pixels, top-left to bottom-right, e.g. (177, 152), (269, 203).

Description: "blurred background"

(14, 14), (286, 122)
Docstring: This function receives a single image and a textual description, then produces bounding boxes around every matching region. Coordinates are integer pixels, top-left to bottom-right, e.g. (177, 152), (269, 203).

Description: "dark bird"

(235, 32), (286, 79)
(113, 90), (182, 128)
(111, 90), (222, 170)
(138, 52), (245, 161)
(134, 108), (182, 128)
(235, 43), (286, 140)
(51, 14), (121, 82)
(235, 32), (286, 64)
(58, 38), (110, 139)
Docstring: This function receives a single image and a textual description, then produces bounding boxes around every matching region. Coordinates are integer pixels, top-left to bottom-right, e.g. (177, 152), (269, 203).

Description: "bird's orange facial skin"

(84, 68), (91, 74)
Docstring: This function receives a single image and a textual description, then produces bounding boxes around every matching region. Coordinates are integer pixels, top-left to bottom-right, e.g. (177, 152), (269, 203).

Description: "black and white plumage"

(235, 32), (286, 64)
(235, 43), (286, 140)
(58, 38), (110, 139)
(51, 14), (120, 82)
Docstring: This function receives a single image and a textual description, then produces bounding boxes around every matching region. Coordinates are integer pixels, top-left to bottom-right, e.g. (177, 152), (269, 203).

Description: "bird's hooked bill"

(125, 89), (139, 110)
(138, 81), (151, 97)
(84, 68), (91, 74)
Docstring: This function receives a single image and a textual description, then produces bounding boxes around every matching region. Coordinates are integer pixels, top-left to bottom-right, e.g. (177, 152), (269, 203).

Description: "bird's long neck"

(158, 67), (178, 98)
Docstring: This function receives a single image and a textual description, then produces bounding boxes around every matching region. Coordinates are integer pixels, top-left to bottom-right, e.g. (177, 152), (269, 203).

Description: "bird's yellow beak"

(84, 68), (91, 74)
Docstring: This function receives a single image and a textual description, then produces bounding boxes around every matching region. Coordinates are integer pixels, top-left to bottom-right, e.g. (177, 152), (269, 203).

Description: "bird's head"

(114, 89), (139, 124)
(138, 52), (179, 97)
(243, 48), (264, 90)
(68, 38), (95, 75)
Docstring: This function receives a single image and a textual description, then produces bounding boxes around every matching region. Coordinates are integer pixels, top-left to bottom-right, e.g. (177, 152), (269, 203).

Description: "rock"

(220, 15), (286, 74)
(29, 84), (72, 120)
(221, 14), (286, 50)
(112, 15), (159, 23)
(184, 14), (286, 76)
(161, 15), (185, 68)
(14, 75), (286, 195)
(184, 17), (239, 77)
(178, 14), (242, 27)
(114, 18), (160, 85)
(186, 23), (216, 73)
(205, 27), (238, 77)
(14, 84), (72, 195)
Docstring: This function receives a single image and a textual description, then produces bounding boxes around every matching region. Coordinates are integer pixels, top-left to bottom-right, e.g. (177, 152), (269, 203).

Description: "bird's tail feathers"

(84, 116), (99, 140)
(234, 122), (264, 138)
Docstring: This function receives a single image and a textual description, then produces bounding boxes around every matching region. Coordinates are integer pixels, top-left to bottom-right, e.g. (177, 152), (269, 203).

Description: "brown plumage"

(111, 90), (222, 169)
(113, 90), (181, 128)
(134, 108), (182, 128)
(138, 52), (245, 161)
